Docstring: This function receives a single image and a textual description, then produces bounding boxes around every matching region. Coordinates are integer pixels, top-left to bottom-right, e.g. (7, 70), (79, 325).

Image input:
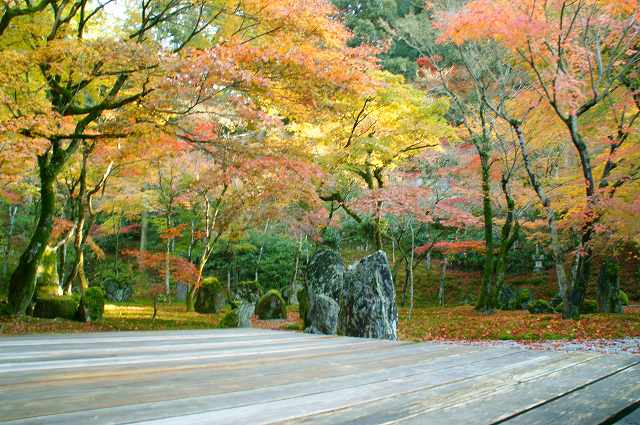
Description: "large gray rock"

(302, 249), (344, 334)
(306, 249), (344, 301)
(338, 251), (398, 340)
(305, 292), (339, 335)
(237, 303), (254, 327)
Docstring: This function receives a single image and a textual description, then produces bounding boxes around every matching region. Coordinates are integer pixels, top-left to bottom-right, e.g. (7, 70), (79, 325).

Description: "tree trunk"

(186, 284), (196, 312)
(139, 208), (148, 269)
(408, 222), (415, 320)
(475, 148), (496, 313)
(514, 124), (572, 319)
(438, 256), (448, 307)
(425, 251), (431, 273)
(2, 205), (18, 280)
(597, 260), (622, 313)
(8, 157), (57, 314)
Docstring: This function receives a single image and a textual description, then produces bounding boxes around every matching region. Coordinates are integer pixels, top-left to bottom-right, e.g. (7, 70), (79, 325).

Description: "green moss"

(36, 245), (62, 298)
(84, 287), (105, 321)
(195, 277), (225, 314)
(218, 309), (239, 328)
(255, 289), (287, 320)
(619, 290), (629, 306)
(33, 296), (79, 320)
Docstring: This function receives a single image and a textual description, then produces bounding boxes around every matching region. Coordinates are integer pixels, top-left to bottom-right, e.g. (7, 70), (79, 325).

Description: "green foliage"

(33, 296), (80, 320)
(236, 280), (262, 304)
(619, 290), (629, 306)
(84, 287), (105, 321)
(255, 289), (287, 320)
(218, 309), (240, 328)
(581, 299), (598, 314)
(94, 261), (137, 302)
(528, 299), (555, 314)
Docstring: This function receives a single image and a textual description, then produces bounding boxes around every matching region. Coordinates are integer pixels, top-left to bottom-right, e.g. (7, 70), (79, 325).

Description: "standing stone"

(306, 249), (344, 301)
(303, 249), (344, 335)
(175, 283), (188, 302)
(237, 303), (254, 327)
(338, 251), (398, 340)
(305, 292), (339, 335)
(255, 289), (287, 320)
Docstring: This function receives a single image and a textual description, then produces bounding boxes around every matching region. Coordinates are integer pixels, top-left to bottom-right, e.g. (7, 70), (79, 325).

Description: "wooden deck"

(0, 329), (638, 424)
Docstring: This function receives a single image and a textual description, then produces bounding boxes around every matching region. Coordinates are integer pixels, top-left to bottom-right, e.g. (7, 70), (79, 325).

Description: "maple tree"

(439, 0), (640, 318)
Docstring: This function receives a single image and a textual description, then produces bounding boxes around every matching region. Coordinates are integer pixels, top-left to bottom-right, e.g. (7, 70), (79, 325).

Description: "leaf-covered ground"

(2, 303), (638, 349)
(398, 305), (640, 342)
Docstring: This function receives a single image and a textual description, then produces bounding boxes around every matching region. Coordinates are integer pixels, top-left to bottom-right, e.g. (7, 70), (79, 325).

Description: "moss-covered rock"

(84, 287), (105, 321)
(218, 303), (254, 328)
(236, 280), (261, 304)
(498, 286), (532, 310)
(33, 296), (80, 320)
(255, 289), (287, 320)
(528, 299), (554, 314)
(195, 277), (226, 314)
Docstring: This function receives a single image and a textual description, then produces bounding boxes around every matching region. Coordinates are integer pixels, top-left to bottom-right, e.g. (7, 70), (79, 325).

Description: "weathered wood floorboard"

(0, 329), (637, 425)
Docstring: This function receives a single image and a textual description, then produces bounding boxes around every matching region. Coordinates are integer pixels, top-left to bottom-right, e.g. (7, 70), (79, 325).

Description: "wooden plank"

(616, 407), (640, 425)
(277, 352), (609, 424)
(332, 355), (638, 425)
(505, 364), (640, 425)
(0, 344), (471, 420)
(1, 346), (526, 424)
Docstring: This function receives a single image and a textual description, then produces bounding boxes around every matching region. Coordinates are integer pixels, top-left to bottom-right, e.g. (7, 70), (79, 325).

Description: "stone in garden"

(338, 251), (398, 340)
(195, 278), (226, 314)
(255, 289), (287, 320)
(304, 292), (339, 335)
(175, 283), (188, 302)
(306, 249), (344, 301)
(218, 302), (254, 328)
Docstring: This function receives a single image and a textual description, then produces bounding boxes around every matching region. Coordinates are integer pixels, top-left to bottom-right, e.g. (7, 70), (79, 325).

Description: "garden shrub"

(581, 299), (598, 314)
(33, 296), (80, 320)
(528, 299), (555, 314)
(619, 290), (629, 306)
(83, 287), (105, 321)
(255, 289), (287, 320)
(236, 280), (261, 304)
(218, 309), (239, 328)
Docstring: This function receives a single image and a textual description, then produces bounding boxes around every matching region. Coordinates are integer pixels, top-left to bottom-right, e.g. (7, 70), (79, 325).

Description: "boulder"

(195, 277), (226, 314)
(338, 251), (398, 340)
(256, 289), (287, 320)
(219, 302), (254, 328)
(304, 292), (339, 335)
(306, 249), (344, 301)
(301, 249), (344, 333)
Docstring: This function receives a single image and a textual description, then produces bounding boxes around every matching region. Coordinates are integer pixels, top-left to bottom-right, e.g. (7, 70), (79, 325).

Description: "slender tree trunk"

(425, 250), (431, 273)
(8, 158), (58, 314)
(597, 259), (622, 313)
(139, 208), (148, 269)
(514, 125), (572, 318)
(164, 238), (171, 296)
(408, 222), (415, 320)
(438, 256), (448, 307)
(2, 205), (18, 280)
(475, 148), (496, 312)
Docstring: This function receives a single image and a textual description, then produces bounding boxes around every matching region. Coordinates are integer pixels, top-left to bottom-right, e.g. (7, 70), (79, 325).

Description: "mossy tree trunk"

(475, 145), (497, 313)
(8, 154), (59, 314)
(597, 259), (623, 314)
